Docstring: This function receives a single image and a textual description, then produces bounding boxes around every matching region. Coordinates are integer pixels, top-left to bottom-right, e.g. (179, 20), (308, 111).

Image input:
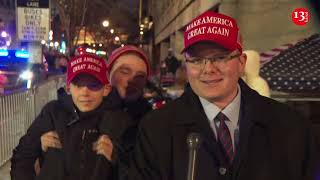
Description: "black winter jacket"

(104, 89), (152, 180)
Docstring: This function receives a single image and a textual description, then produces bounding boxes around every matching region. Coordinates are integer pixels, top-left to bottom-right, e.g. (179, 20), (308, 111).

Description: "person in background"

(166, 64), (188, 99)
(55, 54), (69, 74)
(165, 48), (180, 75)
(45, 49), (57, 73)
(106, 45), (152, 122)
(105, 45), (152, 179)
(127, 11), (318, 180)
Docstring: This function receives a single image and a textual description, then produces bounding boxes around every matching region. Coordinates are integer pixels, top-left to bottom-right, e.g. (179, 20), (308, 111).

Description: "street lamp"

(102, 20), (110, 27)
(110, 29), (114, 34)
(115, 36), (120, 41)
(54, 42), (59, 48)
(1, 31), (7, 38)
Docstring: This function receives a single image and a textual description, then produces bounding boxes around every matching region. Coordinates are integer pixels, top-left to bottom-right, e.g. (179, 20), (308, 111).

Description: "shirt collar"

(199, 85), (241, 126)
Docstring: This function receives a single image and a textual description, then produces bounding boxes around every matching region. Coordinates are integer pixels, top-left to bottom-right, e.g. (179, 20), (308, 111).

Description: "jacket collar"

(60, 94), (116, 127)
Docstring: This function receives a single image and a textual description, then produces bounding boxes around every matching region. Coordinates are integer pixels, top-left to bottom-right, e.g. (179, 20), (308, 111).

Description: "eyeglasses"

(185, 52), (241, 69)
(72, 81), (104, 91)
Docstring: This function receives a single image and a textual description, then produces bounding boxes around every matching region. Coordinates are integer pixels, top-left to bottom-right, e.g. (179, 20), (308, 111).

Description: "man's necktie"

(214, 112), (234, 164)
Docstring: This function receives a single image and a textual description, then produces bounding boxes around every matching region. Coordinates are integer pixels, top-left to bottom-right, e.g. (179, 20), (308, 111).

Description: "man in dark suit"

(127, 11), (319, 180)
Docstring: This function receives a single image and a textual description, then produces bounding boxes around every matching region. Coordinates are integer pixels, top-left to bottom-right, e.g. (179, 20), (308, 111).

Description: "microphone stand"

(186, 132), (201, 180)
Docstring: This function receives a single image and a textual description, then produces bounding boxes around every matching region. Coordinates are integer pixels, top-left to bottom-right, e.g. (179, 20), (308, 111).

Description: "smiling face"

(184, 42), (246, 109)
(110, 53), (148, 102)
(69, 74), (111, 112)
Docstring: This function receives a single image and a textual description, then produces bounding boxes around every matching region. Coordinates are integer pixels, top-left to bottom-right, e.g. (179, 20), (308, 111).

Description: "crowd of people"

(43, 49), (69, 75)
(10, 11), (319, 180)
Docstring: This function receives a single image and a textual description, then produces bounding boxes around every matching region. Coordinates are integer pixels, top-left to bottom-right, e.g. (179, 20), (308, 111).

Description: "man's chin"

(78, 106), (95, 112)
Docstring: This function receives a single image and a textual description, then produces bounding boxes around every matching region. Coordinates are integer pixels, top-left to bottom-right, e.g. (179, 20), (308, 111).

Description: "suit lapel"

(232, 80), (270, 179)
(231, 97), (254, 177)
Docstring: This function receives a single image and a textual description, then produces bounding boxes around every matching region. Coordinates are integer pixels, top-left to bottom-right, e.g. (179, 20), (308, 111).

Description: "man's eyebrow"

(136, 71), (147, 76)
(118, 65), (131, 70)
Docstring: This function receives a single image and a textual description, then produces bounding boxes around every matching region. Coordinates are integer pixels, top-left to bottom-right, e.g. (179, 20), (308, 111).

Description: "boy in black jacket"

(11, 54), (130, 180)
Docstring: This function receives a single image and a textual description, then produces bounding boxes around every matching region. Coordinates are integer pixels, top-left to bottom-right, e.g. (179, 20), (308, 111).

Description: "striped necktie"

(214, 112), (234, 164)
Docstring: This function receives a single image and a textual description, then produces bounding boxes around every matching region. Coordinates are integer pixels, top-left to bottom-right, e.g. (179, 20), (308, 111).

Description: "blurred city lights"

(102, 20), (110, 27)
(115, 36), (120, 41)
(86, 48), (95, 53)
(110, 29), (114, 34)
(20, 70), (33, 80)
(0, 49), (8, 56)
(140, 31), (144, 35)
(49, 30), (53, 40)
(41, 40), (46, 45)
(27, 80), (32, 89)
(1, 31), (8, 38)
(15, 51), (30, 58)
(96, 50), (106, 55)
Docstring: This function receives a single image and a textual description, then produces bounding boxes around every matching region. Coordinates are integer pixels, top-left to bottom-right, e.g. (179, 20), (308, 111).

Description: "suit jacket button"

(219, 167), (227, 175)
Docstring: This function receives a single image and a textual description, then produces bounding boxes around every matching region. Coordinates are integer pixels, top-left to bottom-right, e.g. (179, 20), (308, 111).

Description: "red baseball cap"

(67, 54), (108, 85)
(107, 45), (150, 77)
(182, 11), (242, 53)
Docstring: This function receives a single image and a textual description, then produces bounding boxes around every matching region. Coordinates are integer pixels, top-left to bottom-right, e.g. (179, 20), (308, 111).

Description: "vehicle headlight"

(19, 70), (33, 80)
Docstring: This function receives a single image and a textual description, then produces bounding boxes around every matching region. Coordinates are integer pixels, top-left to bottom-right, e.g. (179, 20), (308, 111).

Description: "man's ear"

(239, 53), (247, 76)
(103, 84), (112, 96)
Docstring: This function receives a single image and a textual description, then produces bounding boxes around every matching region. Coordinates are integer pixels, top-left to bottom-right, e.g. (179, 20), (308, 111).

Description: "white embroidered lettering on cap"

(207, 26), (230, 36)
(87, 64), (101, 72)
(187, 27), (207, 40)
(72, 64), (87, 72)
(83, 57), (103, 67)
(70, 57), (83, 67)
(186, 16), (233, 31)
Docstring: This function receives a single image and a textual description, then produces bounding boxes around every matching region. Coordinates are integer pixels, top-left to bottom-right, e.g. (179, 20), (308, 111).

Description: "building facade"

(149, 0), (319, 65)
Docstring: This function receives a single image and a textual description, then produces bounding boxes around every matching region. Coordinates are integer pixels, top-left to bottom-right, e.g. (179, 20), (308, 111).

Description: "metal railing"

(0, 75), (65, 166)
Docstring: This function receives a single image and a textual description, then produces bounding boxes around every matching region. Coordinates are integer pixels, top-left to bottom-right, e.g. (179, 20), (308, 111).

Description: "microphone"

(186, 132), (202, 180)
